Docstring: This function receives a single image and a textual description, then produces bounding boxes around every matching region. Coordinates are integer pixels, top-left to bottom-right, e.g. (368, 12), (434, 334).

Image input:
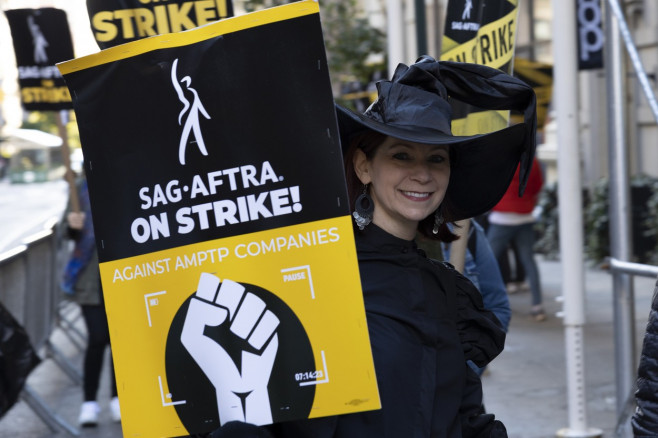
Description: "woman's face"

(353, 136), (450, 240)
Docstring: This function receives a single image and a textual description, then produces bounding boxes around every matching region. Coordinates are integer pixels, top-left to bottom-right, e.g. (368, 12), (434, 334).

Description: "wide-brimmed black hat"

(336, 55), (537, 222)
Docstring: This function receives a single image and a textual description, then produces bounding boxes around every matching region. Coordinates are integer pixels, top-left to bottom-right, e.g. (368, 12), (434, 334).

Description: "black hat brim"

(336, 104), (527, 221)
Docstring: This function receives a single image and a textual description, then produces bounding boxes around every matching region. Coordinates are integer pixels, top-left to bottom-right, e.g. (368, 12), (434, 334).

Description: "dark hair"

(343, 130), (458, 242)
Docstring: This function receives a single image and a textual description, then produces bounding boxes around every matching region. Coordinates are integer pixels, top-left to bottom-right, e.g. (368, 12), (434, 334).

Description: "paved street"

(482, 257), (654, 438)
(0, 179), (69, 253)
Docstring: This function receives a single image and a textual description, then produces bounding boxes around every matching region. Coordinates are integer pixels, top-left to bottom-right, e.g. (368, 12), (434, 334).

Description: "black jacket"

(266, 225), (507, 438)
(632, 279), (658, 436)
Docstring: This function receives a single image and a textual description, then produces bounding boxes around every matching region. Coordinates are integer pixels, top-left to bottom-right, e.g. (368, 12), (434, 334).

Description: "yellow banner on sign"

(450, 109), (511, 136)
(59, 1), (318, 74)
(441, 7), (517, 69)
(512, 57), (553, 129)
(103, 217), (378, 436)
(441, 0), (519, 136)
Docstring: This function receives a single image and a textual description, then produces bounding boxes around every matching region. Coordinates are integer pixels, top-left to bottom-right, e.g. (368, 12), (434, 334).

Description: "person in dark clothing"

(497, 242), (528, 290)
(62, 177), (121, 426)
(211, 56), (537, 437)
(631, 279), (658, 435)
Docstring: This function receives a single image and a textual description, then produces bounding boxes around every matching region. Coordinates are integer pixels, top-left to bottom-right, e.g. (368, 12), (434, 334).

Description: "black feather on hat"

(336, 55), (537, 222)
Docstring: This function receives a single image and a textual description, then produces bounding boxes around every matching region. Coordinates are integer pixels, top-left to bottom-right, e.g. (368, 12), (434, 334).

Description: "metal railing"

(0, 218), (84, 437)
(608, 258), (658, 279)
(605, 1), (658, 436)
(606, 257), (658, 437)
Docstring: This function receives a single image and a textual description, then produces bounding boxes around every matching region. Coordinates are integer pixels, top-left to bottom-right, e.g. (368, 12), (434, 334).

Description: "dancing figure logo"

(172, 58), (211, 165)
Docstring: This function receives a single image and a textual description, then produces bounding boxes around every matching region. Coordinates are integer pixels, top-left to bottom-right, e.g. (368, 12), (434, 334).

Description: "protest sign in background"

(440, 0), (521, 265)
(4, 8), (74, 111)
(59, 2), (379, 436)
(512, 57), (553, 130)
(86, 0), (234, 49)
(440, 0), (519, 135)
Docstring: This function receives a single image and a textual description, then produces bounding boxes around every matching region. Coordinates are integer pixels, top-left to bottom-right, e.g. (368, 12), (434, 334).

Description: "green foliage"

(241, 0), (288, 13)
(644, 180), (658, 253)
(533, 182), (590, 261)
(240, 0), (386, 95)
(639, 176), (658, 264)
(583, 174), (658, 264)
(20, 111), (58, 135)
(533, 182), (561, 260)
(320, 0), (386, 87)
(534, 175), (658, 265)
(584, 178), (610, 264)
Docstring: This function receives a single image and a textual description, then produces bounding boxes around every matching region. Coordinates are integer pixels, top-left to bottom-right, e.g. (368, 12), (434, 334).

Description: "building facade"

(357, 0), (658, 188)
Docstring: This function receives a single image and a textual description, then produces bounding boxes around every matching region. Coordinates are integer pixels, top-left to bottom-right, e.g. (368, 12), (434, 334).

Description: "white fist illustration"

(181, 273), (280, 426)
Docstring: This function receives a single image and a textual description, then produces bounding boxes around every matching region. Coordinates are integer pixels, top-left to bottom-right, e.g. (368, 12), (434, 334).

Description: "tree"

(320, 0), (386, 90)
(240, 0), (386, 101)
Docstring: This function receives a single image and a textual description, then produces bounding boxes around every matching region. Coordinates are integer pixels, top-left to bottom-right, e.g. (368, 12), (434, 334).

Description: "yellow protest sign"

(58, 2), (379, 436)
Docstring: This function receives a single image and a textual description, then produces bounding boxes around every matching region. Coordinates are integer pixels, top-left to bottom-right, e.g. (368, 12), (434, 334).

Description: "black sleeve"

(448, 263), (506, 367)
(459, 365), (508, 438)
(207, 421), (274, 438)
(67, 227), (82, 241)
(265, 415), (338, 438)
(632, 283), (658, 436)
(207, 416), (339, 438)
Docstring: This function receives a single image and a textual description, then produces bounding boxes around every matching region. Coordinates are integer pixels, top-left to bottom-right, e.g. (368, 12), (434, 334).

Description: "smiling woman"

(202, 56), (540, 438)
(352, 136), (451, 240)
(273, 56), (537, 438)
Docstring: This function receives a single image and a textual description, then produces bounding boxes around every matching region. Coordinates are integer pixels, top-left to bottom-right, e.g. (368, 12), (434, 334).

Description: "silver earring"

(432, 208), (444, 235)
(353, 184), (374, 230)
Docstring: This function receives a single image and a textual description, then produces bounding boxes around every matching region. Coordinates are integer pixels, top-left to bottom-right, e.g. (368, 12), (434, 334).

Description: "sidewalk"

(0, 302), (122, 438)
(0, 255), (654, 438)
(482, 256), (654, 438)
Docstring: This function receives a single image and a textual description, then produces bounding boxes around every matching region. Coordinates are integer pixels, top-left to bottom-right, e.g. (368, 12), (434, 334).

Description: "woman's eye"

(392, 152), (410, 160)
(428, 155), (447, 163)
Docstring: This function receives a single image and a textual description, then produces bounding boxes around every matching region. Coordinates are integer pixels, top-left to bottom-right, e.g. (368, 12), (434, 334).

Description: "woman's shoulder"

(430, 259), (506, 367)
(427, 259), (474, 290)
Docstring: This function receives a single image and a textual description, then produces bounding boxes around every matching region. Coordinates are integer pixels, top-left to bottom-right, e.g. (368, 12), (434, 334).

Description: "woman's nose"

(410, 162), (433, 182)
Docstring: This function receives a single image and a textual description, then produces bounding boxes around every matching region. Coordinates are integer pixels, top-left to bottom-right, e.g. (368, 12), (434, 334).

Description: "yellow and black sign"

(441, 0), (518, 70)
(4, 8), (74, 111)
(58, 2), (379, 436)
(441, 0), (519, 135)
(86, 0), (234, 49)
(512, 57), (553, 129)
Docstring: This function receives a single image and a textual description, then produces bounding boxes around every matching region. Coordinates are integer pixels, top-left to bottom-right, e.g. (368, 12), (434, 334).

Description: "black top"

(216, 225), (507, 438)
(632, 278), (658, 435)
(264, 225), (507, 438)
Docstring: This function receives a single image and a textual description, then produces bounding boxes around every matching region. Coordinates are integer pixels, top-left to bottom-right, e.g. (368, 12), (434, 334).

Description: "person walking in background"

(486, 157), (545, 321)
(498, 242), (529, 294)
(473, 215), (528, 294)
(61, 176), (121, 427)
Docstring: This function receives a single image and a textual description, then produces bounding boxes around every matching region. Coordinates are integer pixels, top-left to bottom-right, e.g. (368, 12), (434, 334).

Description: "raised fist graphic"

(181, 273), (280, 426)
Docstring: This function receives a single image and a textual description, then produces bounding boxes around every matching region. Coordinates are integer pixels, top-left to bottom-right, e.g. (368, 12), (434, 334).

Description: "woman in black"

(63, 177), (121, 426)
(213, 56), (537, 438)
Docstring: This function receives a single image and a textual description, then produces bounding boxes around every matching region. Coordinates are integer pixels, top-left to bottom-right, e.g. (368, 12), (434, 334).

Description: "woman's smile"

(354, 136), (451, 240)
(400, 190), (433, 200)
